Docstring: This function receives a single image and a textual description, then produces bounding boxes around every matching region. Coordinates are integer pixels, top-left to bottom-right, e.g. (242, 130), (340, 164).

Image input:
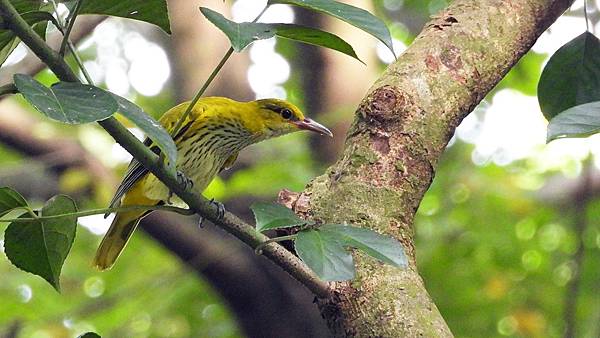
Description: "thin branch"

(0, 204), (195, 222)
(0, 0), (330, 298)
(170, 47), (234, 137)
(59, 0), (83, 55)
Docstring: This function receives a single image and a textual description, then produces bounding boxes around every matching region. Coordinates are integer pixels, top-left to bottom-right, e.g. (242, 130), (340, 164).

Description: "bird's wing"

(105, 102), (203, 217)
(105, 138), (157, 216)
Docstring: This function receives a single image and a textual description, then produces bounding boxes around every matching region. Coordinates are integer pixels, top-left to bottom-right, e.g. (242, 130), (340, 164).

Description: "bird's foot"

(198, 198), (226, 228)
(167, 171), (194, 204)
(177, 170), (194, 190)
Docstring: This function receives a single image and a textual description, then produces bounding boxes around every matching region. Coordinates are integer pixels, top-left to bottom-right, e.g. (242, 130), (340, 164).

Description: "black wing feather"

(105, 138), (160, 217)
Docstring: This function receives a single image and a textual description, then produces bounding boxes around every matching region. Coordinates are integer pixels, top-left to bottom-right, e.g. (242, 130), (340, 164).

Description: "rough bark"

(292, 1), (575, 336)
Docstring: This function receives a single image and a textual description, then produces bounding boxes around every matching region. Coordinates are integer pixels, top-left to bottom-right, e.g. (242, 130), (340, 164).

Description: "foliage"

(268, 0), (396, 55)
(539, 31), (600, 143)
(251, 203), (407, 281)
(0, 0), (399, 292)
(0, 0), (597, 337)
(0, 0), (50, 66)
(4, 193), (77, 291)
(14, 74), (178, 173)
(416, 142), (600, 337)
(200, 7), (361, 61)
(62, 0), (171, 33)
(1, 217), (240, 337)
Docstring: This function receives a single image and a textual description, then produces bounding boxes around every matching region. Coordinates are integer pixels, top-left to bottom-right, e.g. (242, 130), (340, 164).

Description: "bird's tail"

(93, 209), (145, 270)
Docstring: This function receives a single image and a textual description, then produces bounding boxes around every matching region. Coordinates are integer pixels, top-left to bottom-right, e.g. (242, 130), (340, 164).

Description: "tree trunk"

(295, 0), (575, 336)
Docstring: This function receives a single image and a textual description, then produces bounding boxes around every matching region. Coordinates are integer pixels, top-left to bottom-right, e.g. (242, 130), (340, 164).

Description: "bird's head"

(249, 98), (333, 139)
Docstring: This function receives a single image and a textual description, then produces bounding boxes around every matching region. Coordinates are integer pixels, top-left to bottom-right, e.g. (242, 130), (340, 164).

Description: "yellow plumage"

(94, 97), (332, 270)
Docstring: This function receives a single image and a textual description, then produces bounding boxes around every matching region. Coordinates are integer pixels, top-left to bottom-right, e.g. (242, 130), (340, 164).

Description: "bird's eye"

(280, 108), (293, 120)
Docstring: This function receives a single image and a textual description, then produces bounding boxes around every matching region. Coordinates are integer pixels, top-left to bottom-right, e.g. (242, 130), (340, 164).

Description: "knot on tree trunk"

(360, 85), (408, 124)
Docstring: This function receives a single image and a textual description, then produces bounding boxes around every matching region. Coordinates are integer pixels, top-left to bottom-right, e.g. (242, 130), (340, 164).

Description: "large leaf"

(268, 0), (395, 56)
(0, 187), (28, 217)
(112, 94), (177, 173)
(538, 32), (600, 120)
(60, 0), (171, 34)
(3, 195), (78, 291)
(14, 74), (119, 124)
(15, 74), (177, 173)
(274, 24), (361, 62)
(295, 228), (355, 281)
(547, 101), (600, 142)
(199, 7), (360, 61)
(322, 224), (407, 268)
(250, 202), (307, 232)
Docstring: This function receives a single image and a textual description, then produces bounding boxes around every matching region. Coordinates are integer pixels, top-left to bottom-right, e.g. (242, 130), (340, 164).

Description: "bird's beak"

(293, 118), (333, 137)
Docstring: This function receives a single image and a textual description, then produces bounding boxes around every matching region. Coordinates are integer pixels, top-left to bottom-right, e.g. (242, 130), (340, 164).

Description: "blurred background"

(0, 0), (599, 337)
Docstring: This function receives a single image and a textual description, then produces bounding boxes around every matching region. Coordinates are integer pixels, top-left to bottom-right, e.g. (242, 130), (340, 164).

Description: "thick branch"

(0, 0), (329, 298)
(299, 0), (575, 336)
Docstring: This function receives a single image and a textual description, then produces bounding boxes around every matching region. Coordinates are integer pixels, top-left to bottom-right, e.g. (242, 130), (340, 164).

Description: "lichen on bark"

(294, 0), (576, 336)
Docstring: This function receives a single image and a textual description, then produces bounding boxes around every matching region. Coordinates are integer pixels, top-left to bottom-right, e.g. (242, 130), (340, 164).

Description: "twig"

(0, 0), (330, 298)
(59, 0), (83, 55)
(0, 204), (195, 222)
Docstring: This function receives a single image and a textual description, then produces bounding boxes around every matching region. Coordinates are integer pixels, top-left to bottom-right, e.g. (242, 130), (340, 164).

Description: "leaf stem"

(49, 0), (93, 84)
(59, 0), (83, 55)
(170, 47), (234, 137)
(0, 204), (194, 223)
(255, 234), (298, 254)
(170, 5), (270, 137)
(67, 41), (94, 84)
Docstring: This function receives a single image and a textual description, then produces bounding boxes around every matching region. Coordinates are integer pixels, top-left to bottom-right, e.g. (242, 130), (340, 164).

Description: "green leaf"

(77, 333), (101, 338)
(3, 195), (78, 291)
(295, 228), (355, 281)
(60, 0), (171, 34)
(547, 101), (600, 142)
(199, 7), (273, 51)
(538, 32), (600, 120)
(251, 202), (307, 232)
(199, 7), (360, 61)
(14, 74), (119, 124)
(0, 33), (22, 67)
(274, 24), (361, 62)
(268, 0), (395, 56)
(10, 0), (41, 13)
(321, 224), (407, 267)
(0, 187), (28, 217)
(112, 94), (177, 173)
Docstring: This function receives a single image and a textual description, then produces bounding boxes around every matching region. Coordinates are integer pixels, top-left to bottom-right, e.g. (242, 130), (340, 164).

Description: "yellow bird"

(94, 97), (332, 270)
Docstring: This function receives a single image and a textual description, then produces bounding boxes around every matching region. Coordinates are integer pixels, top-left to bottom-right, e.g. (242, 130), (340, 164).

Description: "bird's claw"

(167, 171), (193, 204)
(177, 171), (194, 190)
(198, 198), (226, 228)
